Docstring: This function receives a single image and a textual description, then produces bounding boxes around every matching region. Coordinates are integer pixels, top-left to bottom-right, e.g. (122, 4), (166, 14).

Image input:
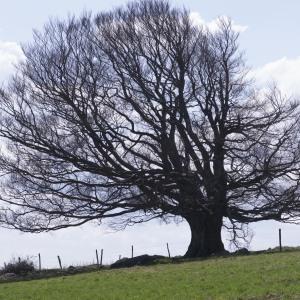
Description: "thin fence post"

(57, 255), (62, 270)
(38, 253), (41, 271)
(166, 243), (171, 258)
(279, 228), (282, 252)
(131, 245), (134, 258)
(100, 249), (103, 266)
(96, 249), (99, 268)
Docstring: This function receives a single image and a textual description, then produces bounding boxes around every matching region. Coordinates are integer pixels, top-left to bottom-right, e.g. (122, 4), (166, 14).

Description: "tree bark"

(184, 212), (225, 258)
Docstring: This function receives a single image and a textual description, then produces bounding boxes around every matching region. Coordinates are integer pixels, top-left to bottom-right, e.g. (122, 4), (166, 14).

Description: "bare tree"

(0, 0), (299, 257)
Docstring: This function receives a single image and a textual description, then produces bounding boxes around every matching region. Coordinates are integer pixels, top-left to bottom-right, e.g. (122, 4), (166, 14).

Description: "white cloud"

(0, 40), (23, 82)
(190, 12), (248, 33)
(252, 56), (300, 96)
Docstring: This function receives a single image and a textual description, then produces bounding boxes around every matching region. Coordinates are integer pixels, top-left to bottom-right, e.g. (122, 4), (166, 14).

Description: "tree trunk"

(184, 212), (224, 258)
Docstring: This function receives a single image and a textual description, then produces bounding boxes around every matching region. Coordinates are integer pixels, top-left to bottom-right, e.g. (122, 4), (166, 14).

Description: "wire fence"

(1, 228), (292, 271)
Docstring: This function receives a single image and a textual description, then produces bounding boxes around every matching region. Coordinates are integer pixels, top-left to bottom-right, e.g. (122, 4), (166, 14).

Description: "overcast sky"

(0, 0), (300, 268)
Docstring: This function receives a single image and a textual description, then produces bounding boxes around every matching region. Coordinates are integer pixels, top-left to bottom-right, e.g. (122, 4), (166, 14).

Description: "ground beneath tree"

(1, 250), (300, 299)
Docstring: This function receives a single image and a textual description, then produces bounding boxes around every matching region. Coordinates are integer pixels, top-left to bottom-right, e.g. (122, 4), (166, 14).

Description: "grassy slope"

(0, 252), (300, 300)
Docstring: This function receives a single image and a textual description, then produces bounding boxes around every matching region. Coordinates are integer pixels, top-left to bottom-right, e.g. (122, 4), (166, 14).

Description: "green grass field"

(0, 251), (300, 300)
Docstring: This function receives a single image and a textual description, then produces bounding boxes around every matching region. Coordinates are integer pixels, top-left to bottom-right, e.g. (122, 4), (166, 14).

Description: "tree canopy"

(0, 0), (299, 257)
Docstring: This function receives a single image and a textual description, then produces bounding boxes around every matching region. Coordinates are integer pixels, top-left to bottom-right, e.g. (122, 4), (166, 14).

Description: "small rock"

(67, 266), (76, 273)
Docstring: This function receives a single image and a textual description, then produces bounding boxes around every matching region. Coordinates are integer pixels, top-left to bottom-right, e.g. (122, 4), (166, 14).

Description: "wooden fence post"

(96, 249), (99, 268)
(279, 228), (282, 252)
(166, 243), (171, 258)
(100, 249), (103, 266)
(57, 255), (62, 270)
(38, 253), (41, 271)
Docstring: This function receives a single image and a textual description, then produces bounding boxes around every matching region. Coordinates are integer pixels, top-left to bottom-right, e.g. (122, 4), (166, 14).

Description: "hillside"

(0, 251), (300, 299)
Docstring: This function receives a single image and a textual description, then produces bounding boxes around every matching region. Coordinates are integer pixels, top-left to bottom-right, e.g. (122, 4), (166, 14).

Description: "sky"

(0, 0), (300, 268)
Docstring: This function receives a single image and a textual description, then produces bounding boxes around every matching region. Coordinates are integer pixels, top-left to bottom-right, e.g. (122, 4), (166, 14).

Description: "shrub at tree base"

(111, 255), (166, 269)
